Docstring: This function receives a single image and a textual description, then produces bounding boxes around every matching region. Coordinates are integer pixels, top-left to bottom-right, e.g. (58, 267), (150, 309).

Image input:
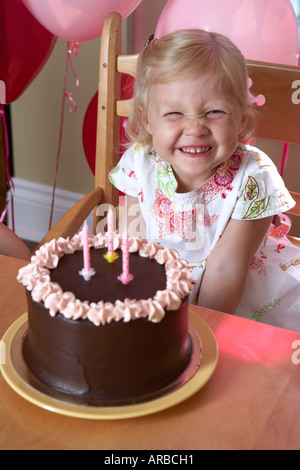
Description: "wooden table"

(1, 254), (300, 450)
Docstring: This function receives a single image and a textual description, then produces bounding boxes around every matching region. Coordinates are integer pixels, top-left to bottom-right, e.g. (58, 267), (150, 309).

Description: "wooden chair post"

(94, 12), (122, 233)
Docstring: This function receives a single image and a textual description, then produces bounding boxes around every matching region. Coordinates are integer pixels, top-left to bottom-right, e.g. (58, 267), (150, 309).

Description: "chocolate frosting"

(20, 233), (193, 404)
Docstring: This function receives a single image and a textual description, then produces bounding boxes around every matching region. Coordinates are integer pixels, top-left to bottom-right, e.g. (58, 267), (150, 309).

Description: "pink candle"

(83, 220), (91, 272)
(118, 230), (134, 285)
(122, 231), (130, 277)
(107, 206), (114, 256)
(103, 207), (118, 263)
(79, 220), (95, 281)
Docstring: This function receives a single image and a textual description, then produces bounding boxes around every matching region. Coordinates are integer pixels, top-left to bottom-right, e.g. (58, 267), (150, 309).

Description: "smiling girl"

(109, 29), (300, 332)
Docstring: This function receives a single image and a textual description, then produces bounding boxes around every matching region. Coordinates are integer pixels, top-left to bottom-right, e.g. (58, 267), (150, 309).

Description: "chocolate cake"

(17, 233), (193, 405)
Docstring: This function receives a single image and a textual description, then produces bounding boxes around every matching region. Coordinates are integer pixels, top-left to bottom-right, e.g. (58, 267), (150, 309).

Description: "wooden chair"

(35, 11), (300, 251)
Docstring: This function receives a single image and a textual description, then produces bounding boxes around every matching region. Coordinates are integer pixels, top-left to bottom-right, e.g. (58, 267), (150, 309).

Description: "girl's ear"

(238, 113), (248, 140)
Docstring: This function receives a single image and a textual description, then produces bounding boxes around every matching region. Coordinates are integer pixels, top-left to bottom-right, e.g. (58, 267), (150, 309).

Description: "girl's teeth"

(181, 147), (210, 154)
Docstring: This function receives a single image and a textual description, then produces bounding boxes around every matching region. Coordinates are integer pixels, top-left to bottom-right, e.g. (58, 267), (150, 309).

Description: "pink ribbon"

(248, 77), (288, 178)
(65, 42), (82, 113)
(0, 104), (15, 231)
(247, 77), (266, 107)
(48, 41), (83, 230)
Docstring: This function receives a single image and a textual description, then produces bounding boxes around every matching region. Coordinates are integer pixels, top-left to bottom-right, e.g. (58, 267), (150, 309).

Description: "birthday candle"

(83, 220), (91, 272)
(104, 207), (118, 263)
(122, 231), (129, 277)
(107, 206), (114, 256)
(118, 230), (134, 285)
(79, 220), (95, 281)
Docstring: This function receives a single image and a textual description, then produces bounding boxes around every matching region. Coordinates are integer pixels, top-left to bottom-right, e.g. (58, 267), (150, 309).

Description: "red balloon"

(82, 92), (98, 174)
(83, 74), (134, 174)
(0, 0), (56, 104)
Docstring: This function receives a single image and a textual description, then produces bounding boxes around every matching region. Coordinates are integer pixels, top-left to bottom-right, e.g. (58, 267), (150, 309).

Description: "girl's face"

(144, 75), (246, 193)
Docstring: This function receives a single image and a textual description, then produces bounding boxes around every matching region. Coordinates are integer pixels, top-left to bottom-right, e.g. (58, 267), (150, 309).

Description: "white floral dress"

(109, 143), (300, 332)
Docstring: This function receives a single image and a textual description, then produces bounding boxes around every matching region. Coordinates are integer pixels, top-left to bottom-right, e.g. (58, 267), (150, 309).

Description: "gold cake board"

(0, 310), (218, 420)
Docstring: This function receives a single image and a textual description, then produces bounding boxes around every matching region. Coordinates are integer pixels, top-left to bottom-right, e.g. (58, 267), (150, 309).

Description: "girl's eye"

(165, 112), (183, 118)
(206, 110), (226, 119)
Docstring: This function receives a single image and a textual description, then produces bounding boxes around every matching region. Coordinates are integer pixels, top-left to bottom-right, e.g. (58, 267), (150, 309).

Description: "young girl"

(109, 29), (300, 333)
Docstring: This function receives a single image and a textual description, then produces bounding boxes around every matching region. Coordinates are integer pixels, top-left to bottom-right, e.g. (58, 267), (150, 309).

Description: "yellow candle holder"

(103, 251), (119, 263)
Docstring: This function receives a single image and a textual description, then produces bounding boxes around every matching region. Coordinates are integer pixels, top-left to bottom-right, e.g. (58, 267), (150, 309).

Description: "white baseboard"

(7, 178), (92, 242)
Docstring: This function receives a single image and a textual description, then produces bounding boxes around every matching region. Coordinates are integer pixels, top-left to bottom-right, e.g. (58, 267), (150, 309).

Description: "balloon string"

(0, 104), (15, 231)
(48, 41), (81, 230)
(279, 142), (289, 177)
(65, 41), (82, 113)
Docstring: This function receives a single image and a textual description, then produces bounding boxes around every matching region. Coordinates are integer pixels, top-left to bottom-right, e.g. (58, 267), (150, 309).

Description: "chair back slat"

(247, 60), (300, 145)
(94, 12), (122, 232)
(117, 54), (138, 77)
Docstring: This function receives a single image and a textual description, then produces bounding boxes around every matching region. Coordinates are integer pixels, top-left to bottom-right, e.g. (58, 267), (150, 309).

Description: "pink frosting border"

(17, 232), (192, 325)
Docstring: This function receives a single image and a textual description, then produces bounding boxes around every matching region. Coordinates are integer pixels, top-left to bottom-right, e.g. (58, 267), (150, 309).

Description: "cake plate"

(0, 310), (218, 420)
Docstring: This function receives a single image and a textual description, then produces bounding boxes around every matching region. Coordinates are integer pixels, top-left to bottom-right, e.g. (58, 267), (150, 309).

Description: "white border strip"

(7, 178), (92, 242)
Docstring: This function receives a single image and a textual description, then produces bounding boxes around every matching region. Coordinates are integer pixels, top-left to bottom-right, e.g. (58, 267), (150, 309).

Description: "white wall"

(10, 37), (98, 195)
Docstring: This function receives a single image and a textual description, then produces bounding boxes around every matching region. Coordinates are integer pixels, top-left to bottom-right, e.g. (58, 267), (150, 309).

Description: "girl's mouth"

(179, 147), (212, 155)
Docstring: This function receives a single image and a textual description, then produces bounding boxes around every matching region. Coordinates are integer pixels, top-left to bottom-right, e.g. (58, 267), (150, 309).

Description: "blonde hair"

(126, 29), (257, 146)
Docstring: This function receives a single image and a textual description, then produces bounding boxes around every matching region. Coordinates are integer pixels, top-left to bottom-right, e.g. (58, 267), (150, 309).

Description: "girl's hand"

(197, 216), (273, 314)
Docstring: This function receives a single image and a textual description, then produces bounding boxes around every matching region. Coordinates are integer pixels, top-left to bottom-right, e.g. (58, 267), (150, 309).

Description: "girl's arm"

(197, 216), (273, 314)
(0, 223), (31, 260)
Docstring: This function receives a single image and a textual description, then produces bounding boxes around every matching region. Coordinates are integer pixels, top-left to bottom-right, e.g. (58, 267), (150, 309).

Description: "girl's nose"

(183, 117), (208, 136)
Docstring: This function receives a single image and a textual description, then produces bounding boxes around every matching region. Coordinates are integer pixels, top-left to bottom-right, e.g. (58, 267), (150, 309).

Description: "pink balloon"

(22, 0), (142, 42)
(155, 0), (299, 65)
